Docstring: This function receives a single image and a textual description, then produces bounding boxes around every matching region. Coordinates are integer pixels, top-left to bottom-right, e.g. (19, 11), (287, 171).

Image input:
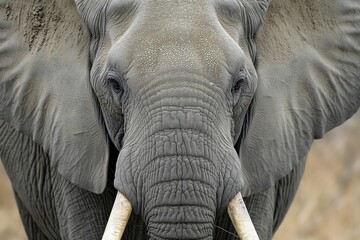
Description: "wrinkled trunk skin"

(140, 128), (228, 240)
(127, 129), (222, 240)
(144, 154), (217, 239)
(115, 81), (242, 239)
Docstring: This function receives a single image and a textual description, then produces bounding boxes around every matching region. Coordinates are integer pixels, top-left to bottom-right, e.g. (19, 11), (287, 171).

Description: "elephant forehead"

(106, 0), (246, 90)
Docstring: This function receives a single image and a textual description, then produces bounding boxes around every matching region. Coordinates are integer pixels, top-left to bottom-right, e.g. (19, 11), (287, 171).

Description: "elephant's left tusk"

(227, 192), (259, 240)
(102, 192), (132, 240)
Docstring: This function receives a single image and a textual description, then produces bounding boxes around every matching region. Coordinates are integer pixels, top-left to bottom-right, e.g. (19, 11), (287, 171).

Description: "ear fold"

(0, 0), (109, 193)
(239, 0), (360, 196)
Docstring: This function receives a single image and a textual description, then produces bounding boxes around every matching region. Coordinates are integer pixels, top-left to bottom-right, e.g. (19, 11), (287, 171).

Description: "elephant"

(0, 0), (359, 239)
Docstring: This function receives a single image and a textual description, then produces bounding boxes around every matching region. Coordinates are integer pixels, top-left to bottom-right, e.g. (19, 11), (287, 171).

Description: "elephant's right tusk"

(227, 192), (259, 240)
(102, 192), (132, 240)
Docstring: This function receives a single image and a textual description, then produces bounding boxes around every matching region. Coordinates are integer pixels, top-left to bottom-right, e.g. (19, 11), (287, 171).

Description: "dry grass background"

(0, 162), (27, 239)
(0, 111), (359, 240)
(275, 111), (360, 240)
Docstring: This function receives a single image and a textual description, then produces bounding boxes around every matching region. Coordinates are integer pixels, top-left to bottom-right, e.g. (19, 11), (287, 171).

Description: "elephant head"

(0, 0), (359, 239)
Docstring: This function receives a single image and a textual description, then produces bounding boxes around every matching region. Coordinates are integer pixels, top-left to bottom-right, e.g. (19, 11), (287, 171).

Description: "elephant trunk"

(143, 155), (217, 239)
(115, 126), (225, 239)
(113, 79), (245, 239)
(146, 207), (214, 239)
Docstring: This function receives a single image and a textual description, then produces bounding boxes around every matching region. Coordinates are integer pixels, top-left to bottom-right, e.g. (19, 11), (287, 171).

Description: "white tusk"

(102, 192), (132, 240)
(227, 192), (259, 240)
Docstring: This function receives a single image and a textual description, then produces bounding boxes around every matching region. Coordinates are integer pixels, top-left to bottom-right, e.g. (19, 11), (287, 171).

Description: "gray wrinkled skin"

(0, 0), (359, 239)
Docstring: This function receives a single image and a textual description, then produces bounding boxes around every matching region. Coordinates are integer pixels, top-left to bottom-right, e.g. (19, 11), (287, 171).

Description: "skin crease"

(0, 0), (360, 239)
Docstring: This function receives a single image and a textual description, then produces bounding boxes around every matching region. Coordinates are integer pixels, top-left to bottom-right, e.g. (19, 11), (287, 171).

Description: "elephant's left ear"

(238, 0), (360, 196)
(0, 0), (109, 193)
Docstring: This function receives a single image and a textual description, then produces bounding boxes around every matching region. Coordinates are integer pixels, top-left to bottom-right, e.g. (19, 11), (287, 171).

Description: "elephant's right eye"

(107, 77), (123, 94)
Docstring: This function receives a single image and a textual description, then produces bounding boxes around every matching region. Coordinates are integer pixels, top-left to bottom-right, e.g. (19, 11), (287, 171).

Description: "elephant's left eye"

(107, 76), (123, 94)
(232, 69), (246, 94)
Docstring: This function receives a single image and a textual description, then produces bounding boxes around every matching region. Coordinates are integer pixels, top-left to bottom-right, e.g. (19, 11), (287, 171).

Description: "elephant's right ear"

(238, 0), (360, 196)
(0, 0), (109, 194)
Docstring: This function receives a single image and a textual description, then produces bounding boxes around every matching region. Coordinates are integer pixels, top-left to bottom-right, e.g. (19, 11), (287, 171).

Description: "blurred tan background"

(0, 161), (27, 239)
(1, 111), (360, 240)
(275, 111), (360, 240)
